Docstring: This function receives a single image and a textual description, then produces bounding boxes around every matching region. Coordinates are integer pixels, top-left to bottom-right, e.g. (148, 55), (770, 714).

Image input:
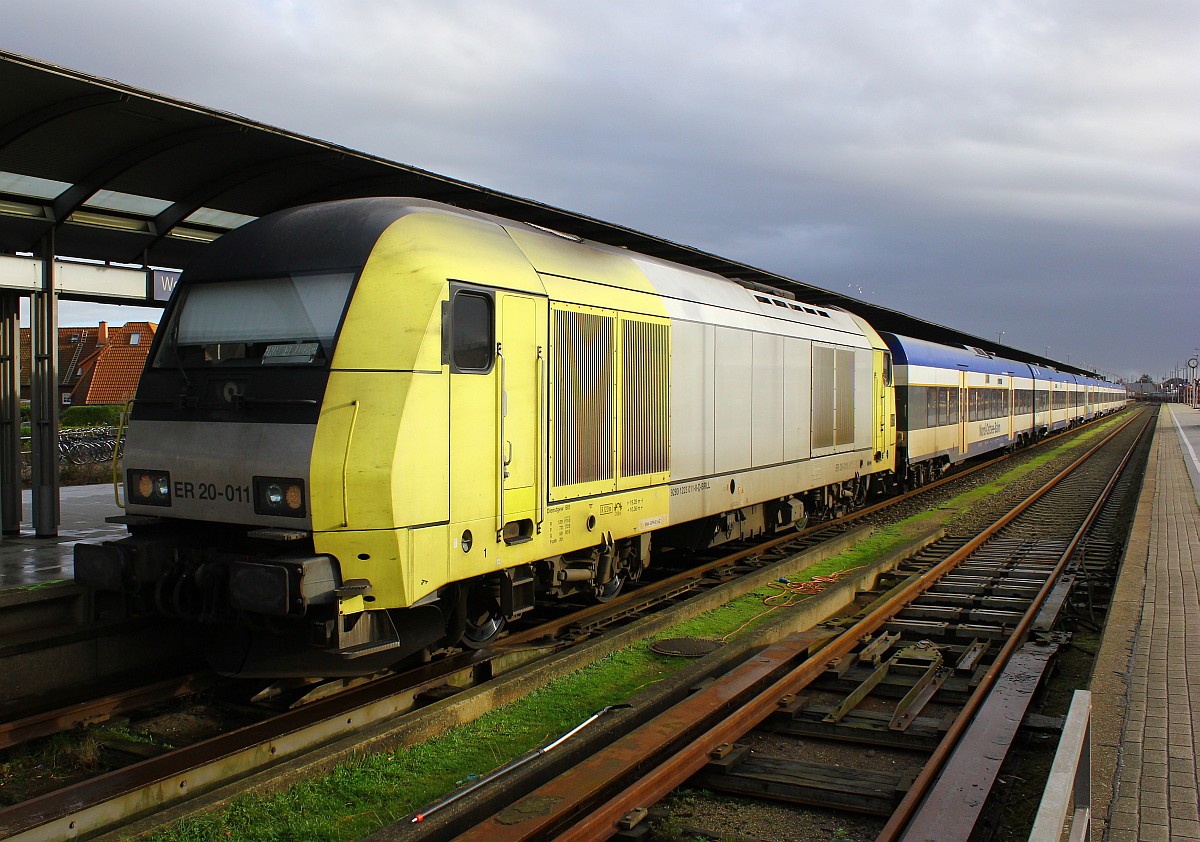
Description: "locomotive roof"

(180, 198), (429, 280)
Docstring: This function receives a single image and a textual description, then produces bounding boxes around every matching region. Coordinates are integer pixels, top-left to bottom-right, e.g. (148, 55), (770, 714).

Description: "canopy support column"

(0, 290), (21, 534)
(30, 234), (59, 537)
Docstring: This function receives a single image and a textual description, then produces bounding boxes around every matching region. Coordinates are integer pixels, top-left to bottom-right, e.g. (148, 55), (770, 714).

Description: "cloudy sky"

(5, 1), (1198, 380)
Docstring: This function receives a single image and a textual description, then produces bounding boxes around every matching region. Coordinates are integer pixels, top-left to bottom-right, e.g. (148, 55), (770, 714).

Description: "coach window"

(451, 290), (494, 372)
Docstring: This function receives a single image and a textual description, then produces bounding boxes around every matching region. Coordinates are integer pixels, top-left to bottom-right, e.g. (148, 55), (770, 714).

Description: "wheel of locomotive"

(460, 584), (507, 649)
(593, 574), (625, 603)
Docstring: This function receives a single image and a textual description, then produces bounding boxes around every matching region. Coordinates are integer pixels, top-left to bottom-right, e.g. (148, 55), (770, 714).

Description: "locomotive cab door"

(496, 292), (544, 544)
(446, 286), (546, 550)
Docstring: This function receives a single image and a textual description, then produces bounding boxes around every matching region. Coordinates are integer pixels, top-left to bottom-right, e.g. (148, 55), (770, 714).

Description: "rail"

(1029, 690), (1092, 842)
(882, 410), (1147, 839)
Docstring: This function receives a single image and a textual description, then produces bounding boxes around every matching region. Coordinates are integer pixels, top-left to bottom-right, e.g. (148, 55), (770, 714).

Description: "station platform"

(0, 484), (126, 590)
(1092, 403), (1200, 841)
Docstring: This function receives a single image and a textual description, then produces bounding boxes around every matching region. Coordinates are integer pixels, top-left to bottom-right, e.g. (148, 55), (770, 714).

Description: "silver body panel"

(124, 418), (316, 527)
(632, 257), (880, 526)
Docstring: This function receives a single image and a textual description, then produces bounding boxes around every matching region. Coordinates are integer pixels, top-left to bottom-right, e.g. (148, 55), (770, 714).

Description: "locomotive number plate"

(174, 480), (252, 504)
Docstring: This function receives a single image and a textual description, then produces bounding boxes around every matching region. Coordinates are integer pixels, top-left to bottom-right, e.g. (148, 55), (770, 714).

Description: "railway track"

(426, 407), (1150, 841)
(0, 522), (884, 841)
(0, 581), (203, 732)
(0, 408), (1029, 753)
(0, 407), (1072, 754)
(0, 410), (1139, 841)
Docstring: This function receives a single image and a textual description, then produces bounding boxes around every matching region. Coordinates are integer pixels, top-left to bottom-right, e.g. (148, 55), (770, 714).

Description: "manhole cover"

(649, 637), (721, 657)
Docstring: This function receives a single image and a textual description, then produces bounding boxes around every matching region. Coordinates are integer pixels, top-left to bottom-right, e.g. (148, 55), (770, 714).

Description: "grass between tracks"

(152, 416), (1125, 842)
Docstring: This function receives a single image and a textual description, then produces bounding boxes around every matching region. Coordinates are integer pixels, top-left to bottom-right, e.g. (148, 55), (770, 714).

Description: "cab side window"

(450, 290), (494, 372)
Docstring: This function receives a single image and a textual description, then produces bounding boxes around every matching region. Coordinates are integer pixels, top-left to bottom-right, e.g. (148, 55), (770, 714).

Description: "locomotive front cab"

(129, 268), (353, 523)
(75, 199), (556, 676)
(73, 268), (367, 672)
(71, 200), (455, 676)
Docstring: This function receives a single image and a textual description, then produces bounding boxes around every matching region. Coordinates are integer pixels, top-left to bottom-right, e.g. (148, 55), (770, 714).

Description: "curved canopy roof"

(0, 49), (1093, 375)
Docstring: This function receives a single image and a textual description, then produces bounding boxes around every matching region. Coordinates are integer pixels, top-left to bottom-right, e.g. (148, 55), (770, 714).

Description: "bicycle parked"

(58, 426), (125, 464)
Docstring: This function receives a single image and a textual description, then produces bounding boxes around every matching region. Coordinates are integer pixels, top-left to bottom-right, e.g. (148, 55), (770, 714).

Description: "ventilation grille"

(812, 346), (835, 448)
(835, 348), (855, 445)
(621, 319), (669, 476)
(812, 345), (856, 448)
(554, 310), (613, 486)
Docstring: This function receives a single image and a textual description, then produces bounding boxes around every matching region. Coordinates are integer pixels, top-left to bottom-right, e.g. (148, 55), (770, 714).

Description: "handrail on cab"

(112, 399), (133, 509)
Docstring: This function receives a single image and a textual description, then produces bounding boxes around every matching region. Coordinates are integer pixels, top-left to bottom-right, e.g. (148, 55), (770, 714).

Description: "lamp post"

(1189, 356), (1198, 408)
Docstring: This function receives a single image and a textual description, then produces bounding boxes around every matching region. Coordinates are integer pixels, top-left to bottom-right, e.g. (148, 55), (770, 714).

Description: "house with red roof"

(20, 321), (157, 407)
(68, 321), (157, 406)
(20, 322), (105, 407)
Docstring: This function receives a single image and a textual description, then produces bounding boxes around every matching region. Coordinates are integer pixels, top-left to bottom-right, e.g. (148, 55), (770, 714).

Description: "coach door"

(874, 349), (894, 462)
(958, 371), (968, 457)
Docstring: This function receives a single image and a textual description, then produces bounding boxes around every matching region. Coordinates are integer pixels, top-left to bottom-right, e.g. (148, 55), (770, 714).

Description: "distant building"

(20, 322), (105, 406)
(20, 321), (156, 407)
(70, 321), (157, 406)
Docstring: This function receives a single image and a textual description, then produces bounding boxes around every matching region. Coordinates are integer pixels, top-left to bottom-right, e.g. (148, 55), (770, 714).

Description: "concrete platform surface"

(1092, 403), (1200, 841)
(0, 484), (126, 590)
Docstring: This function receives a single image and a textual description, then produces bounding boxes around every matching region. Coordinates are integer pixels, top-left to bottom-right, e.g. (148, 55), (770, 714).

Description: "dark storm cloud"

(4, 1), (1198, 379)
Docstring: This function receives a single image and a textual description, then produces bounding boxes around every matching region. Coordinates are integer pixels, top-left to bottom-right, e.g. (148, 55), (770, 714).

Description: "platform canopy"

(0, 49), (1086, 372)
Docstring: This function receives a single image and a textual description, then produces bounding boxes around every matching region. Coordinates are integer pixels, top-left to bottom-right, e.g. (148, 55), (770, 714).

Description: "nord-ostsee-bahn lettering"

(73, 197), (1127, 677)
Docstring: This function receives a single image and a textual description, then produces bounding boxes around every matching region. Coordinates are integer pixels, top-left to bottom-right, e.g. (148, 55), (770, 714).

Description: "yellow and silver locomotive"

(75, 198), (897, 676)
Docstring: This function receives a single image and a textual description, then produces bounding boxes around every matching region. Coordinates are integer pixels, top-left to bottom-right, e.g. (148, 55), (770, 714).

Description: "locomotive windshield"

(154, 272), (354, 368)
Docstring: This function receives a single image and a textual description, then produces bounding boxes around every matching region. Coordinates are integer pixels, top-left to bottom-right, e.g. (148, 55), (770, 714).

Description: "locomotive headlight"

(127, 470), (172, 507)
(284, 484), (303, 511)
(254, 476), (306, 518)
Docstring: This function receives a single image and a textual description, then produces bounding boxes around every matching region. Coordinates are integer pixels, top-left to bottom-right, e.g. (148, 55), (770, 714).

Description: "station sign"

(0, 253), (178, 305)
(151, 269), (181, 302)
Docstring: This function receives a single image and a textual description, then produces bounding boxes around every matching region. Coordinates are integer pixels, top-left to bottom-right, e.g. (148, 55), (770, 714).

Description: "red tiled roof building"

(20, 322), (105, 406)
(69, 321), (157, 406)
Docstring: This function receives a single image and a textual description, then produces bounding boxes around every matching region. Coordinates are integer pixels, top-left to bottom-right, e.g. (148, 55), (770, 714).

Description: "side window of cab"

(445, 287), (494, 373)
